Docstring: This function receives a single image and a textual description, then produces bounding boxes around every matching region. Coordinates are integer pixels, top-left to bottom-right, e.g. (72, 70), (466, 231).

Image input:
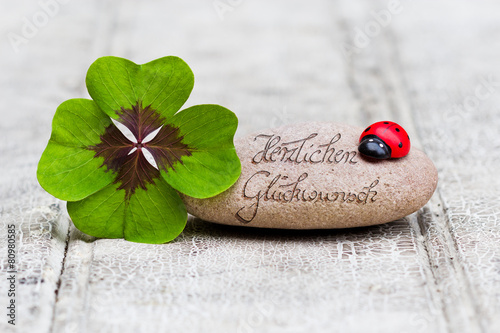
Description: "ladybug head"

(358, 135), (391, 159)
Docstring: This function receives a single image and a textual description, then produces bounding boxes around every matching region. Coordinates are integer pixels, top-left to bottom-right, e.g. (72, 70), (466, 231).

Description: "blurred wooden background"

(1, 1), (500, 332)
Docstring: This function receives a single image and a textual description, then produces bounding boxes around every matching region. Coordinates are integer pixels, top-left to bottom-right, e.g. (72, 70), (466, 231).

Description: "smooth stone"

(180, 122), (438, 229)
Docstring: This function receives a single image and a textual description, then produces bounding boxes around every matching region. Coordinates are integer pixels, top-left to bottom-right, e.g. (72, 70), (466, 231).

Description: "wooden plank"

(0, 203), (68, 333)
(338, 1), (500, 331)
(391, 2), (500, 331)
(0, 2), (110, 333)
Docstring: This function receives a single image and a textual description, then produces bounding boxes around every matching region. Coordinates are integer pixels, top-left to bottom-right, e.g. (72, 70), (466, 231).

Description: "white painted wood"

(0, 2), (113, 333)
(1, 0), (499, 332)
(392, 2), (500, 331)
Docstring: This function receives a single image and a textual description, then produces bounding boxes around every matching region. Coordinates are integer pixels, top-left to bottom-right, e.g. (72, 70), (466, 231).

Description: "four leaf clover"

(37, 56), (241, 243)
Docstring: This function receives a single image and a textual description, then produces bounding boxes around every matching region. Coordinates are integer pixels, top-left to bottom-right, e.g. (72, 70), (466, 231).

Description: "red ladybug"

(358, 121), (410, 159)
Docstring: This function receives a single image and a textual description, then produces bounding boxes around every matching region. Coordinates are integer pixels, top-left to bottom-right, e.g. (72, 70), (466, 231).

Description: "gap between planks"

(388, 28), (485, 333)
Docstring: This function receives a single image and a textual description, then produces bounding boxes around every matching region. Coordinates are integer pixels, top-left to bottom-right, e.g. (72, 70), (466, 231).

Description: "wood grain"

(1, 0), (499, 332)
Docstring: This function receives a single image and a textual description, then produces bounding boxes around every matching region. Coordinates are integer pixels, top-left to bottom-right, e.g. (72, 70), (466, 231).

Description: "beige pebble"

(180, 122), (438, 229)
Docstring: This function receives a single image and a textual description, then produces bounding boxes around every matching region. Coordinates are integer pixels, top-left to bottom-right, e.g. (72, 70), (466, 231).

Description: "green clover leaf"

(37, 56), (241, 244)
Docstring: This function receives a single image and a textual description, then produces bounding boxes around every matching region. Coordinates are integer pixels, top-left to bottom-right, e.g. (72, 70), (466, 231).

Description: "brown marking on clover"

(89, 102), (192, 198)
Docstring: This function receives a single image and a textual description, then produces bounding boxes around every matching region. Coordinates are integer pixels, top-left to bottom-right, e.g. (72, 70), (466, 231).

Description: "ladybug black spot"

(383, 122), (389, 124)
(399, 142), (403, 148)
(364, 126), (371, 132)
(395, 128), (400, 132)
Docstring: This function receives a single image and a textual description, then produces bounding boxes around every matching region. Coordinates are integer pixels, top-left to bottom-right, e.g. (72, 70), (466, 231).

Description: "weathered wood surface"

(1, 1), (499, 332)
